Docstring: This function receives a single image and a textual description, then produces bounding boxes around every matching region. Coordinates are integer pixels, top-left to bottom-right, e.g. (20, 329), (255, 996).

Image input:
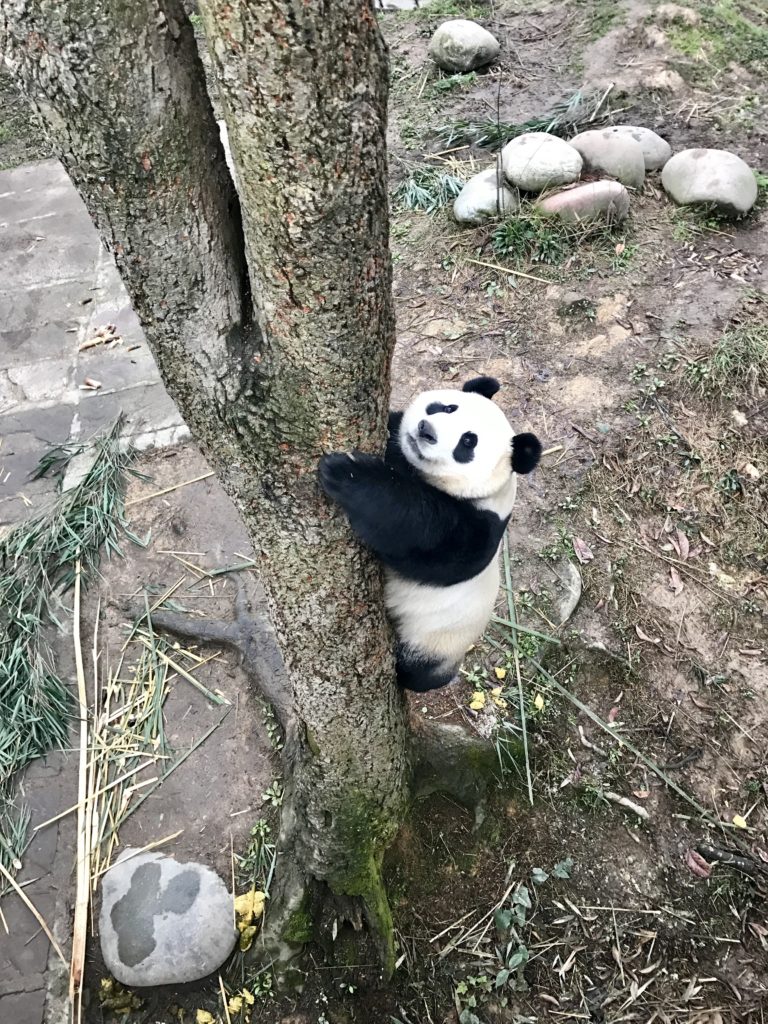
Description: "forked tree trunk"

(1, 0), (409, 972)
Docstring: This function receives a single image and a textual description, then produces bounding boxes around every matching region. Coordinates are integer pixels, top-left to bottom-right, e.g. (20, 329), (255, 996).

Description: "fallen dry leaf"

(572, 536), (594, 564)
(668, 567), (684, 596)
(685, 848), (712, 879)
(676, 528), (690, 560)
(635, 624), (660, 644)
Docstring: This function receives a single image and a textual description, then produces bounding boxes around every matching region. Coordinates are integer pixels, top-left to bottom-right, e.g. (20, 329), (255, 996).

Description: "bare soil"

(2, 0), (767, 1022)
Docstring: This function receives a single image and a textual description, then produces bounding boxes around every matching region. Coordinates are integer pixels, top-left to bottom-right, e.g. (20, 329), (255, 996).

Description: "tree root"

(144, 587), (295, 731)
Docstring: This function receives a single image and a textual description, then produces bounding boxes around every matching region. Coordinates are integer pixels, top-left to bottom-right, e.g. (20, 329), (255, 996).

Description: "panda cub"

(318, 375), (541, 693)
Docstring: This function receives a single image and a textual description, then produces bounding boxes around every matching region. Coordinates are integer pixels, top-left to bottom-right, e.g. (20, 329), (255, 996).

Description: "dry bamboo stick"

(126, 471), (214, 506)
(70, 558), (90, 1011)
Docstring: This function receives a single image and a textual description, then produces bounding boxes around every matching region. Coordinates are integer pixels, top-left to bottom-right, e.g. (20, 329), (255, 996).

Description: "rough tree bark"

(1, 0), (410, 972)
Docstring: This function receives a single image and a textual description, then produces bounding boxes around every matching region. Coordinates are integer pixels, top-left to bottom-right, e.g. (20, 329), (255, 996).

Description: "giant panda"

(318, 375), (541, 693)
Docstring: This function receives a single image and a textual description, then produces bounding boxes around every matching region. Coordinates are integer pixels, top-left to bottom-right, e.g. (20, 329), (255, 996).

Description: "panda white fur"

(318, 376), (541, 692)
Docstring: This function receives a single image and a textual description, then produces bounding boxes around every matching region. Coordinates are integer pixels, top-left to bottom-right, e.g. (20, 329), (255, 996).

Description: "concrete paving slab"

(0, 157), (188, 447)
(6, 358), (76, 410)
(0, 280), (89, 369)
(0, 159), (86, 223)
(0, 403), (76, 526)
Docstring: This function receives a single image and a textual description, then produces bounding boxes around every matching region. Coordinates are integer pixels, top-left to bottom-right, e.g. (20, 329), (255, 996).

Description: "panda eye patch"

(426, 402), (458, 415)
(452, 431), (477, 464)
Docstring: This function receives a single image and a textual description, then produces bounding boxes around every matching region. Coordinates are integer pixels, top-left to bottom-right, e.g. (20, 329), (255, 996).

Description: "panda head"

(398, 376), (542, 500)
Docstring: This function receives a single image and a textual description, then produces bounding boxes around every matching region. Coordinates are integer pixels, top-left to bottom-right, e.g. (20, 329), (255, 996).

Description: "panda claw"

(318, 452), (357, 500)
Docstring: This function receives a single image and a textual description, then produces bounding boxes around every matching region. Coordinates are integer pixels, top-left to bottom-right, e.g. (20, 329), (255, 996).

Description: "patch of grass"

(684, 324), (768, 397)
(427, 70), (478, 96)
(396, 0), (486, 20)
(491, 207), (625, 269)
(666, 0), (768, 75)
(575, 0), (624, 40)
(669, 203), (735, 240)
(392, 165), (464, 213)
(437, 90), (607, 149)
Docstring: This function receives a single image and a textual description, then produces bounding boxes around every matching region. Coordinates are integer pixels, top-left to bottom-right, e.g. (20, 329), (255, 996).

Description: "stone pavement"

(0, 159), (188, 529)
(0, 159), (187, 1021)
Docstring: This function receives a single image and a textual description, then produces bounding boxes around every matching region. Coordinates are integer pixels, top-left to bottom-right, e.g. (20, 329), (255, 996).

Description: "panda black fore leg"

(396, 645), (457, 693)
(317, 452), (384, 503)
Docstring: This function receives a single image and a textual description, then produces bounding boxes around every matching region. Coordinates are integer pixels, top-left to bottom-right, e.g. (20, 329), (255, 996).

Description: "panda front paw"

(318, 452), (357, 501)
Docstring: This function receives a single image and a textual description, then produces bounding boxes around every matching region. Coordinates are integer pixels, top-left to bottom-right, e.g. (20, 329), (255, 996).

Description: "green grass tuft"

(392, 165), (465, 213)
(436, 91), (607, 150)
(491, 207), (624, 268)
(684, 324), (768, 397)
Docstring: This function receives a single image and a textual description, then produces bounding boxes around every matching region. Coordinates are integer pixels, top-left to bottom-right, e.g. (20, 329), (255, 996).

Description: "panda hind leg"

(396, 645), (458, 693)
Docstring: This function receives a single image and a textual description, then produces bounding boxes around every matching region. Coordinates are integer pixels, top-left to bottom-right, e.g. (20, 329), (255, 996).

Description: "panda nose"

(418, 419), (437, 444)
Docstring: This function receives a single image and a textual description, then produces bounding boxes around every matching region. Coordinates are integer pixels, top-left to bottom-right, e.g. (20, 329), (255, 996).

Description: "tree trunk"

(1, 0), (409, 973)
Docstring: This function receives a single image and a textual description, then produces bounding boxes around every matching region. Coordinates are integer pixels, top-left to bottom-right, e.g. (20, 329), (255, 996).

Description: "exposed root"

(143, 587), (295, 729)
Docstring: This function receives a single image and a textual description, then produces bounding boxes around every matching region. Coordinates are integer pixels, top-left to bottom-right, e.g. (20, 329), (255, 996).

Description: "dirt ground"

(2, 0), (768, 1022)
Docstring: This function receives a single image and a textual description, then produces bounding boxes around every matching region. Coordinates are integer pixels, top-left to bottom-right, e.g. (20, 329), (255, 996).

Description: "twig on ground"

(126, 471), (214, 507)
(604, 791), (650, 820)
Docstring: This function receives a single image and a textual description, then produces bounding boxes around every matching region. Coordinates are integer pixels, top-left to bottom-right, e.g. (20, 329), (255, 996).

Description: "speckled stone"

(568, 129), (646, 188)
(428, 20), (500, 73)
(661, 148), (758, 215)
(99, 850), (237, 986)
(453, 166), (518, 225)
(501, 132), (583, 193)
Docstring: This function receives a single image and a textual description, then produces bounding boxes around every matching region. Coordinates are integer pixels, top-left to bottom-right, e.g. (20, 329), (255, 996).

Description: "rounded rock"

(661, 148), (758, 216)
(537, 180), (630, 223)
(428, 20), (500, 73)
(99, 850), (237, 987)
(568, 129), (645, 188)
(453, 166), (519, 225)
(602, 125), (672, 170)
(501, 132), (583, 193)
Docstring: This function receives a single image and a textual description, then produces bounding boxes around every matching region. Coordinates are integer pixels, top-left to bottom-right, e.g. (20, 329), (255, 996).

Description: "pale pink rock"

(536, 180), (630, 223)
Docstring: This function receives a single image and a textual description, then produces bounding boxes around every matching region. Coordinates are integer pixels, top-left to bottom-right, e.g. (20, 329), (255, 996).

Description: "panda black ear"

(462, 376), (501, 400)
(511, 432), (542, 475)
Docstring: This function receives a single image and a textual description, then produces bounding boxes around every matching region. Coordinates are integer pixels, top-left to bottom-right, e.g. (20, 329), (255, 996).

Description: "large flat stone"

(99, 850), (237, 986)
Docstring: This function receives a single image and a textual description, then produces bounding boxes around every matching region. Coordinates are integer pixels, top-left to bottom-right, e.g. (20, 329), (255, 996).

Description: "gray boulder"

(428, 20), (500, 73)
(537, 180), (630, 223)
(99, 849), (237, 986)
(454, 166), (518, 225)
(601, 125), (672, 170)
(569, 129), (645, 188)
(661, 148), (758, 215)
(501, 132), (583, 193)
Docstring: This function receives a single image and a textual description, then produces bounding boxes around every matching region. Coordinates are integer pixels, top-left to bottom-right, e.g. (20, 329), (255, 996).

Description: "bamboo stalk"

(70, 558), (90, 1013)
